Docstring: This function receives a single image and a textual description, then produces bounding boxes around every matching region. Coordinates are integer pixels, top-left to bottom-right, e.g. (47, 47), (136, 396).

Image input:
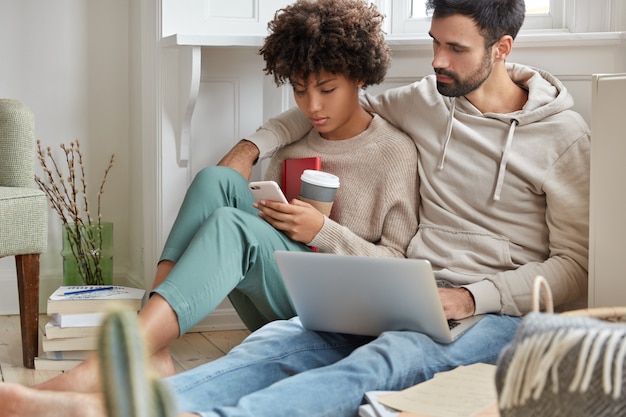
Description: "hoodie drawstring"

(437, 98), (518, 201)
(493, 119), (519, 201)
(438, 98), (456, 170)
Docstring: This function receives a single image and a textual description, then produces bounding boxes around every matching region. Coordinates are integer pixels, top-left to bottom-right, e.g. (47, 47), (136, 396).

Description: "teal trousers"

(153, 166), (310, 334)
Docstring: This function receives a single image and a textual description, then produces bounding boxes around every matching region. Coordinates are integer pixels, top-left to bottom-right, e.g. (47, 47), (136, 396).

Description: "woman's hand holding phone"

(250, 181), (323, 243)
(249, 181), (289, 204)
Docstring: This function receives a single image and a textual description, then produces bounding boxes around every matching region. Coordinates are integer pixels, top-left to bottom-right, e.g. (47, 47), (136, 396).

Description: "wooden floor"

(0, 314), (250, 387)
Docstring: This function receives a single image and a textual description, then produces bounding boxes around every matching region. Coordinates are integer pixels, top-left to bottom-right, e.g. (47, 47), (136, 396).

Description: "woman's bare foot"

(34, 354), (101, 393)
(152, 346), (176, 378)
(0, 383), (106, 417)
(35, 346), (175, 393)
(36, 285), (180, 393)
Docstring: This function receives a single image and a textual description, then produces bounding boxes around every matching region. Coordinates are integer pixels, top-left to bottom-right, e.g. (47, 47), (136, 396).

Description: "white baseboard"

(0, 280), (19, 315)
(0, 272), (62, 315)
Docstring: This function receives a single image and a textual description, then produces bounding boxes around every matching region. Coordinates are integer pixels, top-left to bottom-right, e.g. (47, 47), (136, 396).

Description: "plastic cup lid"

(300, 170), (340, 188)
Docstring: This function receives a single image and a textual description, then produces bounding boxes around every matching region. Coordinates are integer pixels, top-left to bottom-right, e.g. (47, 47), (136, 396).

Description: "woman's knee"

(209, 206), (254, 227)
(192, 166), (239, 188)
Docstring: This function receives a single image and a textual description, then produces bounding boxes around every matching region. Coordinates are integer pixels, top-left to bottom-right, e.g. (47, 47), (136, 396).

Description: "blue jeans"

(165, 314), (521, 417)
(153, 166), (310, 334)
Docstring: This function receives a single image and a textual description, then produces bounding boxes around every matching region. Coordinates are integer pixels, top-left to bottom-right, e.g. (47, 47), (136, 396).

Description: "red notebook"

(282, 157), (321, 202)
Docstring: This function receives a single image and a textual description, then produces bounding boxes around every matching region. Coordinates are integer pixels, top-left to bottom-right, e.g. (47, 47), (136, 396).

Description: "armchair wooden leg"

(15, 254), (40, 369)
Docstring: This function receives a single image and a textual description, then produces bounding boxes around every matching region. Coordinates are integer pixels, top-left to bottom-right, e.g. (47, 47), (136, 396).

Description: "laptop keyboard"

(448, 320), (461, 330)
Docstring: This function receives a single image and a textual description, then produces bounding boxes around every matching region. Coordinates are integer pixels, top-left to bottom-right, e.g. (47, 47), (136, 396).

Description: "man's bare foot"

(0, 383), (106, 417)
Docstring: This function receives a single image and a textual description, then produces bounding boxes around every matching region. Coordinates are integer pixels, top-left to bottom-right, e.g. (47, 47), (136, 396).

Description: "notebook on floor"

(274, 251), (484, 344)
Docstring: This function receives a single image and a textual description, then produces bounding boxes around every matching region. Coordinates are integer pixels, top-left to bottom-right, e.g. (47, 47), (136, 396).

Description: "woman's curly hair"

(260, 0), (390, 88)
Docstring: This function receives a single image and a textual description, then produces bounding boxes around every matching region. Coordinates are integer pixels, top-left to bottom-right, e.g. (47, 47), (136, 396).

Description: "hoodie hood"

(437, 63), (575, 200)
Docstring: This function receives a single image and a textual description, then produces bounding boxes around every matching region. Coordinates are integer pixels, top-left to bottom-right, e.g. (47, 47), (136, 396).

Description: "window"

(410, 0), (549, 18)
(388, 0), (568, 35)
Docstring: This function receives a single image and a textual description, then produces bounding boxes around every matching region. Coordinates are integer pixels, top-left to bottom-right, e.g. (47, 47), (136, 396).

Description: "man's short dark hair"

(260, 0), (391, 88)
(426, 0), (526, 47)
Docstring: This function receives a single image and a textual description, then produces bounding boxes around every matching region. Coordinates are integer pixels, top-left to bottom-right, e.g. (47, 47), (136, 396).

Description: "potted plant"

(35, 139), (115, 285)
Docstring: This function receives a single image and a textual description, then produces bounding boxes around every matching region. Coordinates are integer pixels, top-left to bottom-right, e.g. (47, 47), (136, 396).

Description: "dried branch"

(35, 139), (115, 285)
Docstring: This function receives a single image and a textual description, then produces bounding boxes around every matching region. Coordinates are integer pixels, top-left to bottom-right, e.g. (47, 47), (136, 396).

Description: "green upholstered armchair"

(0, 99), (48, 368)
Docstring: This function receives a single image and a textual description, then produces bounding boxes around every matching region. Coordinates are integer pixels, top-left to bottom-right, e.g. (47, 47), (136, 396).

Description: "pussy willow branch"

(98, 153), (115, 224)
(62, 142), (84, 225)
(35, 139), (114, 227)
(38, 145), (76, 224)
(45, 143), (78, 224)
(36, 144), (72, 222)
(73, 140), (92, 225)
(63, 143), (80, 224)
(35, 139), (115, 285)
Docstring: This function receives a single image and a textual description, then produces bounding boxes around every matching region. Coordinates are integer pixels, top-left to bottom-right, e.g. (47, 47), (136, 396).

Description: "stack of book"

(35, 285), (146, 371)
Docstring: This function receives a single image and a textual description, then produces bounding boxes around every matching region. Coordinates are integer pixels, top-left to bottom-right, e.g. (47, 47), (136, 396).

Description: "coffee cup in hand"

(299, 170), (340, 216)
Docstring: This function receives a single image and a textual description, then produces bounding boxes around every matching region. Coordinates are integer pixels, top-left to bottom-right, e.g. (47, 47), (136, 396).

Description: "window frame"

(376, 0), (621, 36)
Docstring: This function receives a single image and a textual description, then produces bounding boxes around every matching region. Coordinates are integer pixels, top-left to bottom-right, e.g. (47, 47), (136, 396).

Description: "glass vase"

(61, 222), (114, 286)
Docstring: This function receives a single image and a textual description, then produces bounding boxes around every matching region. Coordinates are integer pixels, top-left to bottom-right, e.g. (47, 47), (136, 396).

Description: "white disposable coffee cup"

(299, 170), (340, 216)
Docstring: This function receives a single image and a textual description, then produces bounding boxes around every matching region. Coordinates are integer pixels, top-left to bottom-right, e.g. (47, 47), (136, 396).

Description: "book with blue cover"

(47, 285), (145, 315)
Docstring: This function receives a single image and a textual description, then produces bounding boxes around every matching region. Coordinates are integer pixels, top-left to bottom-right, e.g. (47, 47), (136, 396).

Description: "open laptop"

(274, 251), (484, 344)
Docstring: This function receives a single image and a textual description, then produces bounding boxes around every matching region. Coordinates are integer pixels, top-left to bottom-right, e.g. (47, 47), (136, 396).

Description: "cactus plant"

(98, 310), (176, 417)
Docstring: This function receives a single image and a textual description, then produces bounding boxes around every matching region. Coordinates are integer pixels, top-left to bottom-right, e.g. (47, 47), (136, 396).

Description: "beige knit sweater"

(264, 114), (419, 258)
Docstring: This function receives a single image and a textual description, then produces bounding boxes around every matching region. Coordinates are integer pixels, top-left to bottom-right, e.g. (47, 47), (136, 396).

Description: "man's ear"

(494, 35), (513, 61)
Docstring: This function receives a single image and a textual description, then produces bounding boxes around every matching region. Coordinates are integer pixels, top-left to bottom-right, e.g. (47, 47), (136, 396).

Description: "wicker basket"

(495, 276), (626, 417)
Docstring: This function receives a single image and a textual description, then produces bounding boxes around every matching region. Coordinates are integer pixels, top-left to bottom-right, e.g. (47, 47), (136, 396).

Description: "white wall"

(0, 0), (134, 312)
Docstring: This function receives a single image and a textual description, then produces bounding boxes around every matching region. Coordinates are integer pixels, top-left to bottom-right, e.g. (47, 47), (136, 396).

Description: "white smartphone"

(249, 181), (289, 204)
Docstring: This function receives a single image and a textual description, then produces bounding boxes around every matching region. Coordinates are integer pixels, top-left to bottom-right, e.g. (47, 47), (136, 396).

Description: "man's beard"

(435, 51), (493, 97)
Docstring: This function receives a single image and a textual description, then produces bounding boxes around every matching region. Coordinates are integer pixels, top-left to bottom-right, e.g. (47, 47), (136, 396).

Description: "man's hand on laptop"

(439, 288), (476, 320)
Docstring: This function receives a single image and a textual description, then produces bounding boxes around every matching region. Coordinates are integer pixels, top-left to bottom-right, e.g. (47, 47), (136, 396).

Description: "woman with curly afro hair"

(260, 0), (390, 89)
(257, 0), (418, 275)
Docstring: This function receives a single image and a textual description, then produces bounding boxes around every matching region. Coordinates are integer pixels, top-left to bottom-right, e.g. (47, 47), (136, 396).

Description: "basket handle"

(532, 275), (554, 313)
(561, 306), (626, 320)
